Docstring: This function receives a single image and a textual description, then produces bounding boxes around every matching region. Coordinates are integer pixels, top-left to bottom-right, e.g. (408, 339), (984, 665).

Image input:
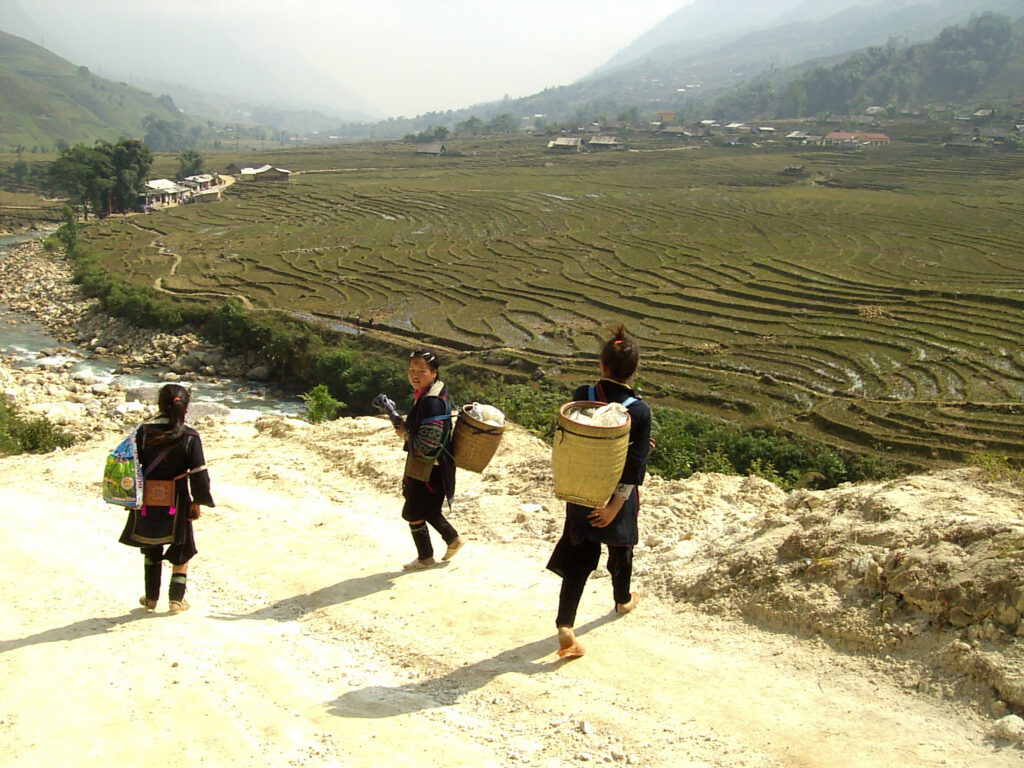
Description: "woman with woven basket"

(393, 348), (465, 570)
(118, 383), (214, 614)
(546, 326), (652, 658)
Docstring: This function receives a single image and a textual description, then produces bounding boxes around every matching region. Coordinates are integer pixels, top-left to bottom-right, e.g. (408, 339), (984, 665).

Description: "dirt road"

(0, 416), (1017, 767)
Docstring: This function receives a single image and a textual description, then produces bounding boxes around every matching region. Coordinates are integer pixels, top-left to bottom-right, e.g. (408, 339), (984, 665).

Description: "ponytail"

(148, 383), (191, 445)
(599, 324), (639, 382)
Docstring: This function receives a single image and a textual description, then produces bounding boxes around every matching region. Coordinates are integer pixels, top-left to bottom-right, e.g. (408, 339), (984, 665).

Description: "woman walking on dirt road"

(118, 383), (214, 613)
(547, 326), (652, 658)
(394, 348), (465, 570)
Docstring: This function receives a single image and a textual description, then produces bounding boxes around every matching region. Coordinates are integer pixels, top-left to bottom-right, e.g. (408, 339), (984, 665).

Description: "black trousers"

(554, 544), (634, 627)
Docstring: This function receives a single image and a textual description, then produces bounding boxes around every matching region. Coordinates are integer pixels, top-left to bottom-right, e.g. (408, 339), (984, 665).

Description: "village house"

(239, 165), (292, 182)
(416, 143), (446, 156)
(181, 174), (222, 203)
(587, 135), (622, 151)
(181, 174), (217, 192)
(976, 127), (1011, 143)
(546, 137), (584, 153)
(823, 131), (891, 147)
(140, 178), (189, 209)
(225, 162), (260, 175)
(945, 135), (990, 151)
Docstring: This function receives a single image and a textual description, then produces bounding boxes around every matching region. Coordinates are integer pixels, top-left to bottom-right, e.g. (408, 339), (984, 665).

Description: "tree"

(54, 205), (78, 251)
(48, 138), (151, 218)
(143, 113), (189, 152)
(106, 138), (152, 214)
(12, 157), (29, 185)
(48, 143), (112, 218)
(177, 149), (205, 179)
(486, 113), (519, 134)
(455, 116), (484, 135)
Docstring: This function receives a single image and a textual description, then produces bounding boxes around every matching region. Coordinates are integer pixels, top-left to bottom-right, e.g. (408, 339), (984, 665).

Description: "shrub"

(968, 452), (1024, 483)
(0, 400), (76, 455)
(300, 384), (345, 423)
(314, 348), (406, 415)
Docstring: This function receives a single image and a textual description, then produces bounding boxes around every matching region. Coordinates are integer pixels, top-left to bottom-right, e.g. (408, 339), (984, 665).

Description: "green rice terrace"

(80, 137), (1024, 467)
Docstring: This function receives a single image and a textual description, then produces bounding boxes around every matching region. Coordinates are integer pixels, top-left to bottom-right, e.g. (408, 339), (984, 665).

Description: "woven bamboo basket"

(453, 405), (505, 473)
(551, 401), (631, 508)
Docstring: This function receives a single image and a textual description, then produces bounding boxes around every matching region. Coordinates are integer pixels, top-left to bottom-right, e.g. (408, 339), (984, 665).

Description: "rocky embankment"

(0, 239), (275, 437)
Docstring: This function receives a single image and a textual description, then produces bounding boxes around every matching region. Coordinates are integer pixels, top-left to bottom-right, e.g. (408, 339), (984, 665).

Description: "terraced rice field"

(81, 138), (1024, 466)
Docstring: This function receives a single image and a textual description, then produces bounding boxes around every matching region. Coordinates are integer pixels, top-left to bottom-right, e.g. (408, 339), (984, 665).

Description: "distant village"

(412, 105), (1022, 156)
(139, 162), (291, 210)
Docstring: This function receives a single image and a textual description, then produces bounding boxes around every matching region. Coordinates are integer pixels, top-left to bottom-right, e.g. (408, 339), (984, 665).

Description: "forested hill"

(335, 0), (1024, 137)
(714, 12), (1024, 119)
(0, 30), (189, 152)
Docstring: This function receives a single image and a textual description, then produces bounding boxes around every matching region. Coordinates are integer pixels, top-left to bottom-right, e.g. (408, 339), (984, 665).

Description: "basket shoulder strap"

(590, 384), (639, 408)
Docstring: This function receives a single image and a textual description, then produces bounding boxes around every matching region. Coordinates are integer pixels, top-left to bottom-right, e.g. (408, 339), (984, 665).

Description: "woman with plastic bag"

(118, 383), (214, 613)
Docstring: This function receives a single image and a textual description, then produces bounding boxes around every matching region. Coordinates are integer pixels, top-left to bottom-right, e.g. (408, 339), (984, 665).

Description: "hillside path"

(0, 418), (1016, 767)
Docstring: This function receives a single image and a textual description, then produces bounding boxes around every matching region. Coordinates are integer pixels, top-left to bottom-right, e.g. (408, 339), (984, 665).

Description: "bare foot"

(556, 626), (586, 659)
(615, 592), (641, 614)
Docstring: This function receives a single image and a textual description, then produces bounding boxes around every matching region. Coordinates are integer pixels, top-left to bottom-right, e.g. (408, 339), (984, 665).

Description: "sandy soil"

(2, 410), (1021, 767)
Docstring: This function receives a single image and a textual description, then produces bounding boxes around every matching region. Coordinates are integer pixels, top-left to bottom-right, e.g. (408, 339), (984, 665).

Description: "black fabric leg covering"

(142, 546), (163, 601)
(607, 546), (634, 606)
(556, 573), (589, 628)
(409, 522), (433, 560)
(424, 509), (458, 545)
(168, 573), (188, 602)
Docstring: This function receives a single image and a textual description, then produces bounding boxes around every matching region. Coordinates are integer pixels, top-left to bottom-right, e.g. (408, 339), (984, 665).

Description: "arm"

(185, 433), (214, 516)
(588, 402), (651, 528)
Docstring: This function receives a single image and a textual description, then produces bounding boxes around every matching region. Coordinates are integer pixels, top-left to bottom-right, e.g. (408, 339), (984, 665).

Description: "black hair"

(409, 348), (440, 372)
(149, 383), (191, 445)
(599, 325), (639, 382)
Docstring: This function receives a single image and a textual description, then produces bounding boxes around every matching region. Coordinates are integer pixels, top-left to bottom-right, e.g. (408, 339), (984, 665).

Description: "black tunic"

(118, 418), (214, 565)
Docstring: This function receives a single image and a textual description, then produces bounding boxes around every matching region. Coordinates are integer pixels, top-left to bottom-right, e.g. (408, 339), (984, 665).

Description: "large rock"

(247, 365), (273, 382)
(188, 402), (232, 422)
(25, 401), (88, 426)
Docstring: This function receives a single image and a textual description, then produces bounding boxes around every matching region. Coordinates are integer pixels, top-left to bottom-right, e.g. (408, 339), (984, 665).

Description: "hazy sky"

(12, 0), (692, 117)
(296, 0), (692, 115)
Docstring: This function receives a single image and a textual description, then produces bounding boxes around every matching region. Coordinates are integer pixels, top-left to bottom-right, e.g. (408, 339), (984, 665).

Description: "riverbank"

(0, 238), (290, 437)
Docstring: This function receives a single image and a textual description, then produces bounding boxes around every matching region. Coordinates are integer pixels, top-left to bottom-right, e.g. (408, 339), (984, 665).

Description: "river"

(0, 231), (301, 415)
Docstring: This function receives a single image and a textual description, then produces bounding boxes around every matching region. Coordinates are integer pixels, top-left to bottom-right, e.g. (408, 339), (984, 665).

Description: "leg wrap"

(409, 522), (433, 560)
(168, 573), (188, 602)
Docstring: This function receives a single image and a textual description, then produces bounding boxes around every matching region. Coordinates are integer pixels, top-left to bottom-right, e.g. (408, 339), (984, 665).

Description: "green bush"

(646, 406), (898, 489)
(300, 384), (345, 423)
(0, 400), (76, 455)
(314, 348), (406, 414)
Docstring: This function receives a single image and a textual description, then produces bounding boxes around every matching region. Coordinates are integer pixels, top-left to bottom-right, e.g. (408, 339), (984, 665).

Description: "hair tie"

(614, 339), (624, 345)
(173, 396), (182, 402)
